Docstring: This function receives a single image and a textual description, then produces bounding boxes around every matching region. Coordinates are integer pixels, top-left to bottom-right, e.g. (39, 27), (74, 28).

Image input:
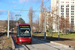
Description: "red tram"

(13, 24), (32, 44)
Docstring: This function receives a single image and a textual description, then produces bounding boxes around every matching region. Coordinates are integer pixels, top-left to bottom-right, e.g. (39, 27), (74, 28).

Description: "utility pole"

(7, 11), (9, 37)
(44, 5), (46, 39)
(58, 15), (60, 39)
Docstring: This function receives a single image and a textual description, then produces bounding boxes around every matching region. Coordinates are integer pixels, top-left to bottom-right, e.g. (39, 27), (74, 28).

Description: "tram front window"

(19, 28), (31, 37)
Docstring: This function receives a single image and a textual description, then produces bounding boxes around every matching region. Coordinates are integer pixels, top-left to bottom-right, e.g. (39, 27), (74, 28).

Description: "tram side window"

(17, 27), (18, 35)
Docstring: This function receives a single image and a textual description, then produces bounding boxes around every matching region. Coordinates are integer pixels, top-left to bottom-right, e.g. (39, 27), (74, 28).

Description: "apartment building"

(51, 0), (75, 31)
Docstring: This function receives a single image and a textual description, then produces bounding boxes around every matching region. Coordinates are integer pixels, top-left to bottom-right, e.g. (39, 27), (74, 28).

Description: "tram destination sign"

(20, 26), (30, 28)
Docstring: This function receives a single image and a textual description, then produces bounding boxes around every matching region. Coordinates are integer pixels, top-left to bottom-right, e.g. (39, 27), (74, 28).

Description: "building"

(51, 0), (75, 31)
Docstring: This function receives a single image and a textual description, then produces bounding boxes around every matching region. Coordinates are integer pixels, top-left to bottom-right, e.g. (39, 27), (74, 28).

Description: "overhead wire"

(45, 0), (49, 4)
(15, 0), (26, 18)
(35, 0), (50, 11)
(33, 0), (50, 19)
(19, 0), (26, 14)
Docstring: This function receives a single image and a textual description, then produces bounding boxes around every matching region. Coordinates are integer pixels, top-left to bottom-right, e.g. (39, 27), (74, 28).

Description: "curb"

(50, 41), (74, 50)
(11, 36), (15, 50)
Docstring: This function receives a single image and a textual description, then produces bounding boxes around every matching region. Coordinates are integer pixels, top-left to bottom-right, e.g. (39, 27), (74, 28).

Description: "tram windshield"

(17, 26), (31, 37)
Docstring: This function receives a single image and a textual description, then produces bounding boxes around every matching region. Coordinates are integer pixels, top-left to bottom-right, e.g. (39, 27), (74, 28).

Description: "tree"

(9, 14), (15, 29)
(59, 17), (71, 34)
(35, 20), (39, 32)
(39, 0), (45, 32)
(4, 20), (8, 31)
(28, 6), (34, 30)
(47, 11), (54, 37)
(40, 0), (44, 12)
(17, 18), (25, 24)
(47, 7), (58, 37)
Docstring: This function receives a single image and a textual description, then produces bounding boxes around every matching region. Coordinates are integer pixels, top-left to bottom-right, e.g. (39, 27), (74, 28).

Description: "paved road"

(14, 37), (72, 50)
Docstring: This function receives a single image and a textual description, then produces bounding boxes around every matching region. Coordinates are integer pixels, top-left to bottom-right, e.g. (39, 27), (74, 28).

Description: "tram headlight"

(20, 40), (21, 41)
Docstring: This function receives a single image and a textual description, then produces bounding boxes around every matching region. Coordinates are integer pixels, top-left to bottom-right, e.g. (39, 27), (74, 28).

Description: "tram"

(13, 24), (32, 44)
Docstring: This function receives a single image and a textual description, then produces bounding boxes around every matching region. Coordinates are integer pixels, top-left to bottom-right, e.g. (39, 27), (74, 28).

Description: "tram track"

(15, 37), (72, 50)
(23, 45), (30, 50)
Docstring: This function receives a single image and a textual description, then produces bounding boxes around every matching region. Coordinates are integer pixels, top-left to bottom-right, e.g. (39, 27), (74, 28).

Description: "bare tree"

(47, 15), (53, 37)
(59, 17), (71, 34)
(4, 20), (8, 31)
(34, 20), (39, 32)
(39, 0), (45, 32)
(40, 0), (44, 12)
(47, 7), (58, 37)
(28, 6), (34, 30)
(9, 14), (15, 29)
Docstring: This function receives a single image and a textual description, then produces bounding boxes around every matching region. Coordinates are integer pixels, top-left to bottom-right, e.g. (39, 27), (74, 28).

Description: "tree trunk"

(51, 27), (52, 37)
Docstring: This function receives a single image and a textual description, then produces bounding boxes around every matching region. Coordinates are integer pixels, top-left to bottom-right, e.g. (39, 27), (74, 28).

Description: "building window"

(66, 2), (69, 3)
(71, 23), (74, 26)
(66, 11), (69, 12)
(61, 8), (64, 12)
(71, 13), (74, 15)
(61, 13), (64, 16)
(66, 8), (69, 10)
(71, 6), (74, 7)
(71, 6), (74, 10)
(71, 16), (74, 17)
(66, 8), (69, 12)
(71, 2), (74, 3)
(66, 5), (69, 7)
(71, 11), (74, 12)
(71, 25), (74, 28)
(71, 18), (74, 21)
(66, 12), (69, 16)
(71, 7), (74, 10)
(71, 11), (74, 15)
(71, 21), (74, 27)
(66, 8), (69, 16)
(71, 20), (74, 23)
(61, 5), (64, 8)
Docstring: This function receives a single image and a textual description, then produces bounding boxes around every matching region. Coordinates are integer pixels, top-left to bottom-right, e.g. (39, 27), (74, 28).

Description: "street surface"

(13, 37), (72, 50)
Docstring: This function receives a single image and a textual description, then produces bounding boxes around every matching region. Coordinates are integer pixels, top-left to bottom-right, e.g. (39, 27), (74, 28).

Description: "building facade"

(51, 0), (75, 31)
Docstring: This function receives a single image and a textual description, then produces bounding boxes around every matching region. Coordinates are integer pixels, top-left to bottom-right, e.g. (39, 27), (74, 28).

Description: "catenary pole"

(7, 11), (9, 37)
(44, 5), (46, 39)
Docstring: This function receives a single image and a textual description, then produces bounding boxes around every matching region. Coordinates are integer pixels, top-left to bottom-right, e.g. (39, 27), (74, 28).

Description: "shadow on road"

(33, 36), (72, 41)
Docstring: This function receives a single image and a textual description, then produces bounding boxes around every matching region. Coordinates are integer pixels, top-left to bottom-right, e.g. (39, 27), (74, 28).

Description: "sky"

(0, 0), (51, 23)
